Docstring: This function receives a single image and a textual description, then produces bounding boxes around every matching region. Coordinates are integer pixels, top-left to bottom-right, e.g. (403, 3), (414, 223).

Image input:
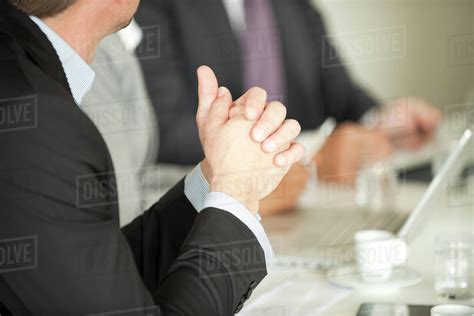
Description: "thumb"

(196, 65), (219, 129)
(207, 87), (233, 129)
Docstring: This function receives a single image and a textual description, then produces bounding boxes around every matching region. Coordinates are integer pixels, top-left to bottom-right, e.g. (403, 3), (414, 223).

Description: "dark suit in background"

(135, 0), (378, 165)
(0, 2), (265, 314)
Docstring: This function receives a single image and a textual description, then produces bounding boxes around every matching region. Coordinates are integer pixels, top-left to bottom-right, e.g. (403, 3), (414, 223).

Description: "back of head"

(7, 0), (77, 18)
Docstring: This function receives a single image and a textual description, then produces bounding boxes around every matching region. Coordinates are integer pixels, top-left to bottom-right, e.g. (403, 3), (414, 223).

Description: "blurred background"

(315, 0), (474, 108)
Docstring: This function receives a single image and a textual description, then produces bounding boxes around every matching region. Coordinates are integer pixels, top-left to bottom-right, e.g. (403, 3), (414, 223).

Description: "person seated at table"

(135, 0), (442, 215)
(0, 0), (305, 314)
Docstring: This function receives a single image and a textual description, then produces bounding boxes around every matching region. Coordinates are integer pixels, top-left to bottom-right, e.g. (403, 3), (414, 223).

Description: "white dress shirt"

(30, 16), (273, 265)
(222, 0), (246, 32)
(30, 16), (95, 105)
(117, 19), (143, 52)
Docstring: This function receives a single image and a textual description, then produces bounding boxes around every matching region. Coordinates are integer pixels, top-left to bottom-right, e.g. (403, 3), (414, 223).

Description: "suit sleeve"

(302, 0), (379, 122)
(134, 0), (204, 165)
(124, 189), (268, 315)
(0, 99), (267, 315)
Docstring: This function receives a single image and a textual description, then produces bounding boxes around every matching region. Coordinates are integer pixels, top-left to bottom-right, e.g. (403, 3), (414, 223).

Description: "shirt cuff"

(184, 164), (273, 266)
(184, 164), (209, 212)
(203, 192), (274, 266)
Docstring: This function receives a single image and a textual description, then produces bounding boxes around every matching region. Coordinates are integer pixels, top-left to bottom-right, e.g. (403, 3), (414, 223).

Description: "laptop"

(265, 129), (473, 270)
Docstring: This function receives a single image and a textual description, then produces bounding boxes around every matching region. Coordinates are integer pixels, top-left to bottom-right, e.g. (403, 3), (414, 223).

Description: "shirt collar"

(117, 19), (143, 52)
(29, 16), (95, 106)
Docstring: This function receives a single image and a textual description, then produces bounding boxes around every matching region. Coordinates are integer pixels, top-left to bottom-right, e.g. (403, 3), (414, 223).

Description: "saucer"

(326, 265), (423, 290)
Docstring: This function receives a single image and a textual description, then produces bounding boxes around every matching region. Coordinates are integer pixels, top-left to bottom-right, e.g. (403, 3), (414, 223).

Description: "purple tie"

(240, 0), (286, 102)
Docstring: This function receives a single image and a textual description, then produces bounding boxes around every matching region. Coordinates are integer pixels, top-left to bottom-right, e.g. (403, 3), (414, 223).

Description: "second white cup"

(431, 304), (474, 316)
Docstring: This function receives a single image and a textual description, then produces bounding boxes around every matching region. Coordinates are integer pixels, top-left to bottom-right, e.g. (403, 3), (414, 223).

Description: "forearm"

(185, 164), (274, 264)
(154, 209), (267, 315)
(124, 163), (273, 289)
(122, 179), (198, 289)
(123, 175), (268, 315)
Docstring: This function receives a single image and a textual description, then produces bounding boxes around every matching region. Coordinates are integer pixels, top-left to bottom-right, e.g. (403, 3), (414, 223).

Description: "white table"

(240, 181), (474, 316)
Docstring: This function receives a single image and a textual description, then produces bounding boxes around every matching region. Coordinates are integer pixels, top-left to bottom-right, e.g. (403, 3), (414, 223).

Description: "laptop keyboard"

(312, 210), (408, 247)
(264, 209), (409, 270)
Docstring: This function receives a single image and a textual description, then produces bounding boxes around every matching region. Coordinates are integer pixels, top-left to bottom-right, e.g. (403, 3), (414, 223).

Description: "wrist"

(201, 159), (213, 184)
(202, 160), (260, 215)
(210, 179), (260, 215)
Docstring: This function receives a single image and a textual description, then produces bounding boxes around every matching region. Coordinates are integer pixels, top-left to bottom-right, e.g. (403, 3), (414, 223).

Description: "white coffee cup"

(354, 230), (408, 283)
(431, 304), (474, 316)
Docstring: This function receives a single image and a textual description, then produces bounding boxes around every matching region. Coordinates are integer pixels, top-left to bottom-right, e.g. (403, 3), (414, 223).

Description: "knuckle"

(250, 87), (268, 100)
(258, 118), (274, 132)
(280, 143), (291, 151)
(285, 150), (295, 164)
(212, 98), (228, 108)
(260, 114), (279, 130)
(231, 105), (244, 116)
(268, 135), (284, 148)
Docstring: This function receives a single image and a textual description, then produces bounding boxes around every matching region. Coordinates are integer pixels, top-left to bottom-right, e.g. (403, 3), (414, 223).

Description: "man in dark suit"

(135, 0), (442, 214)
(0, 0), (304, 314)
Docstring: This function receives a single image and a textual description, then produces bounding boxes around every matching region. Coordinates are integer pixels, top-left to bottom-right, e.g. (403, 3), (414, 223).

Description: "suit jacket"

(0, 1), (266, 315)
(135, 0), (378, 164)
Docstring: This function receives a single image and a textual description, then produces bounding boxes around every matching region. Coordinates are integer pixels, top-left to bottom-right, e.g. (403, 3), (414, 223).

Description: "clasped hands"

(195, 66), (305, 214)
